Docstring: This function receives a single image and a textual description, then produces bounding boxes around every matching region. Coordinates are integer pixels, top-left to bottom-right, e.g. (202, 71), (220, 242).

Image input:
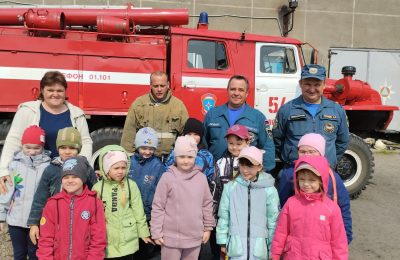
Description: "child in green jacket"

(92, 145), (153, 259)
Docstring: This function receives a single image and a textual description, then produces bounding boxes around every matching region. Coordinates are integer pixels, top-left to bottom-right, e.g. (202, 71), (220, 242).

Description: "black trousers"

(133, 239), (161, 260)
(8, 225), (38, 260)
(105, 253), (137, 260)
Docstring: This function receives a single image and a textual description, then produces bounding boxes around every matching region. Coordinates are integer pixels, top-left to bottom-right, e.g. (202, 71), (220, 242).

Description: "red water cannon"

(324, 66), (382, 106)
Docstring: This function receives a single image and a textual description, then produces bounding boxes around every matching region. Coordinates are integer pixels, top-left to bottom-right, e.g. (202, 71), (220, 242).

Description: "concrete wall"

(1, 0), (399, 67)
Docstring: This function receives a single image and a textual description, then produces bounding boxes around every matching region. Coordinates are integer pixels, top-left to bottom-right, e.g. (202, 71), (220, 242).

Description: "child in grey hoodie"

(0, 126), (51, 260)
(151, 136), (215, 260)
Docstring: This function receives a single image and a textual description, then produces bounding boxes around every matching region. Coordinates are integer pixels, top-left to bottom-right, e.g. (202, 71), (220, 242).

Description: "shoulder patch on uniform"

(40, 217), (46, 226)
(289, 114), (307, 120)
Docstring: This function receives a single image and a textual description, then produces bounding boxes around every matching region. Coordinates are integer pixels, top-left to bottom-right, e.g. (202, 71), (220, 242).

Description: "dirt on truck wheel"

(90, 127), (123, 170)
(336, 133), (374, 199)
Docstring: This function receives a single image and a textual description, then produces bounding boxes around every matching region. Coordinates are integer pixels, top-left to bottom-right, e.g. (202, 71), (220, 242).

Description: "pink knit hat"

(297, 133), (326, 156)
(103, 150), (128, 174)
(238, 146), (265, 166)
(174, 136), (198, 157)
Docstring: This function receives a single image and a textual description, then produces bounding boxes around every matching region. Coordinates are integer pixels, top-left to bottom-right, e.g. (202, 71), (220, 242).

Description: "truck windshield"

(260, 46), (296, 74)
(187, 40), (228, 70)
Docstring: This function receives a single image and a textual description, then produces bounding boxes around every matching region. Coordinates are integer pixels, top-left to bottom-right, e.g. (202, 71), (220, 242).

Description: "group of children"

(0, 117), (349, 260)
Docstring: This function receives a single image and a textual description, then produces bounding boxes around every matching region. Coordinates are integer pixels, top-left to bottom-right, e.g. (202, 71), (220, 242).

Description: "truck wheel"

(0, 120), (11, 156)
(90, 127), (123, 169)
(335, 133), (374, 199)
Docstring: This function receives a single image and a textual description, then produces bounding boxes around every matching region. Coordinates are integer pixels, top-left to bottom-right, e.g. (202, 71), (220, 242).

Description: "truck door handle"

(121, 91), (128, 104)
(184, 81), (196, 88)
(31, 87), (39, 99)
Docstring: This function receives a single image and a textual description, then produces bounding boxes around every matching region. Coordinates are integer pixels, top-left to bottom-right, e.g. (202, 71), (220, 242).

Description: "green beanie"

(56, 127), (82, 152)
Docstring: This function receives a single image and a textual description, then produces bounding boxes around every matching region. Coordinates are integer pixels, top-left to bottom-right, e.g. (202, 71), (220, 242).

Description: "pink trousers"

(161, 245), (201, 260)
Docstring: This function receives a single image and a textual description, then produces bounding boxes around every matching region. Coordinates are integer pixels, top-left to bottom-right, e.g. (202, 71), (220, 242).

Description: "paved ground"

(0, 151), (399, 259)
(349, 151), (400, 259)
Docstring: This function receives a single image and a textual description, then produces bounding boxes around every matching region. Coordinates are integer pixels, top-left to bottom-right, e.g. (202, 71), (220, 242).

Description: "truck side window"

(188, 40), (228, 70)
(260, 46), (296, 74)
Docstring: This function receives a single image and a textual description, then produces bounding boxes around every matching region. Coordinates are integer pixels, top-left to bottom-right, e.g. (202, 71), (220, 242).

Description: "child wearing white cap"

(216, 146), (280, 260)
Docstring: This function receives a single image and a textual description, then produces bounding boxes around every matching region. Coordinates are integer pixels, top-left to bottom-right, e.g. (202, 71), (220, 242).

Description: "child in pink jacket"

(151, 136), (215, 260)
(271, 156), (348, 260)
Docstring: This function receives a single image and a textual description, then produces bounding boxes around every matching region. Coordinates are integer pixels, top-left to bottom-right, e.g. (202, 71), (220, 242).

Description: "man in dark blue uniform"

(272, 64), (349, 168)
(204, 75), (275, 172)
(273, 65), (352, 244)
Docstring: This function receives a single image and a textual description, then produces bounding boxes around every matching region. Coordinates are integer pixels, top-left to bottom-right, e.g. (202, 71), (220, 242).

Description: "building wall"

(1, 0), (399, 68)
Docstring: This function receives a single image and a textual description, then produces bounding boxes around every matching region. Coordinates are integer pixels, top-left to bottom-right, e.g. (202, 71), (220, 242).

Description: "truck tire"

(90, 127), (123, 169)
(335, 133), (374, 199)
(0, 120), (11, 156)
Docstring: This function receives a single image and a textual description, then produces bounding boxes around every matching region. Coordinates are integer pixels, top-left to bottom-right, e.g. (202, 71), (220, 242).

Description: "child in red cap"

(209, 124), (252, 258)
(212, 124), (251, 214)
(0, 125), (51, 260)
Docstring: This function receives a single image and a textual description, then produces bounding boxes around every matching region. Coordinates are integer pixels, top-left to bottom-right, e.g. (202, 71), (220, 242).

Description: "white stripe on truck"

(0, 66), (150, 85)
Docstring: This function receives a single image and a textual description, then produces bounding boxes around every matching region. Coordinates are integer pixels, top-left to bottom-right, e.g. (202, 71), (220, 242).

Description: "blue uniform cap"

(301, 64), (326, 80)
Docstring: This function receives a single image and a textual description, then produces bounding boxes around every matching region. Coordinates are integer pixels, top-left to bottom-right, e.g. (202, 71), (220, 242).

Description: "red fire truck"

(0, 6), (397, 198)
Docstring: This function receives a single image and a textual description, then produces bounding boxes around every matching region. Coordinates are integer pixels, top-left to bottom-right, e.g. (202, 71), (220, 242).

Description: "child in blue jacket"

(278, 133), (353, 244)
(165, 118), (214, 181)
(128, 127), (165, 259)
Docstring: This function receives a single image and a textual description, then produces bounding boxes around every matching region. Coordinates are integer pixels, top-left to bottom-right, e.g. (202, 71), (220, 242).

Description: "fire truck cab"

(0, 6), (397, 198)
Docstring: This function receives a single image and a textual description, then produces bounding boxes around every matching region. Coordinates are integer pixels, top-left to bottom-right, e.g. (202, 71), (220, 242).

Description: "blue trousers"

(8, 225), (38, 260)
